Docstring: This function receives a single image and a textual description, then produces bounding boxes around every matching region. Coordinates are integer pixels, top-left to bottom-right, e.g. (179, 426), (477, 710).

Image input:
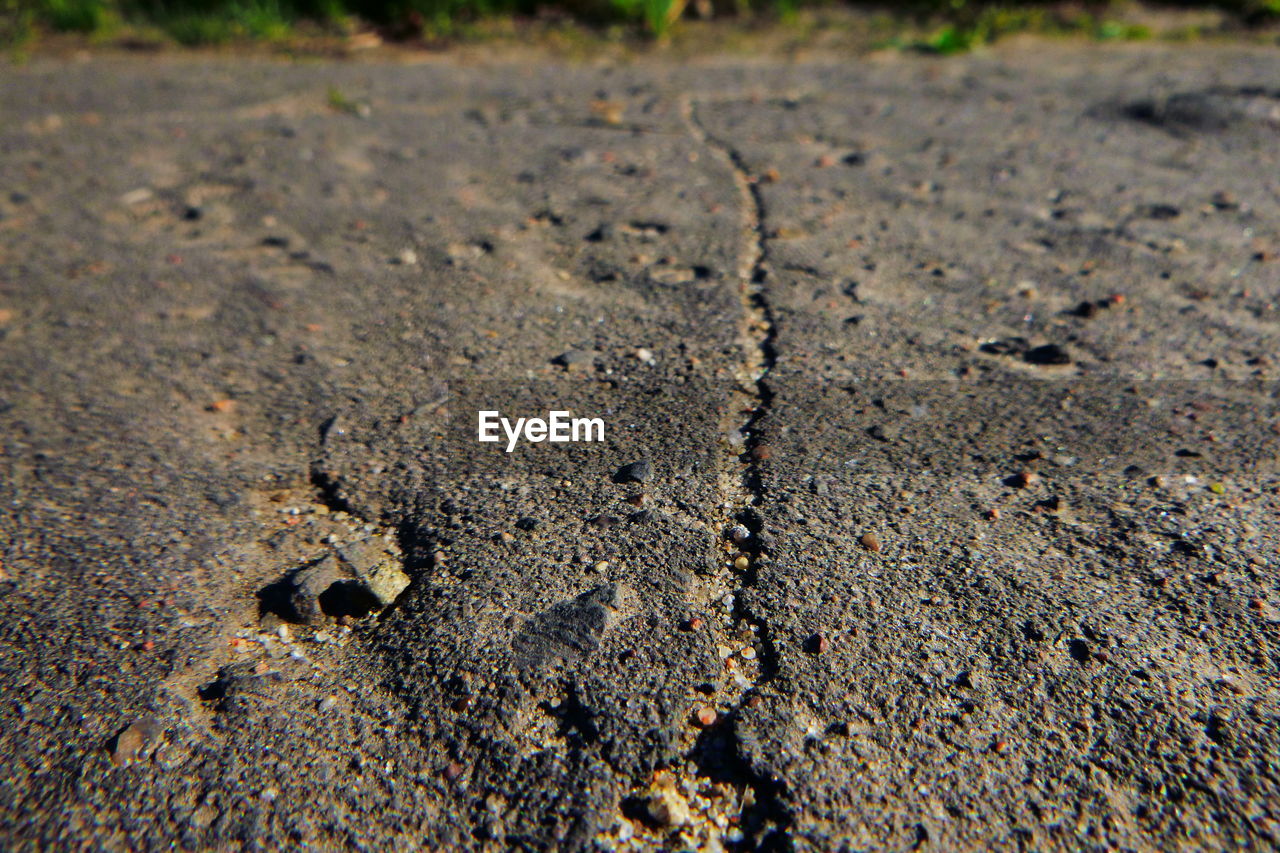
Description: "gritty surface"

(1, 43), (1279, 851)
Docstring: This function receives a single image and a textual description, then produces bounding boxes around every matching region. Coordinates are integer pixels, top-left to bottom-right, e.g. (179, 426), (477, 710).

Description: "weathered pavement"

(1, 43), (1279, 850)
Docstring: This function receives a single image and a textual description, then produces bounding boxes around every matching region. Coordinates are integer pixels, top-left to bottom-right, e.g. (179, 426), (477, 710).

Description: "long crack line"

(679, 94), (792, 851)
(608, 96), (789, 853)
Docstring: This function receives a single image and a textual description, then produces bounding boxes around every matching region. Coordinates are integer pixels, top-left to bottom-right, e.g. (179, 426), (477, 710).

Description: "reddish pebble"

(859, 533), (881, 553)
(750, 445), (773, 462)
(139, 640), (155, 651)
(694, 707), (718, 727)
(1012, 470), (1036, 488)
(993, 740), (1009, 754)
(443, 761), (464, 782)
(807, 633), (830, 654)
(685, 617), (704, 631)
(984, 508), (1000, 520)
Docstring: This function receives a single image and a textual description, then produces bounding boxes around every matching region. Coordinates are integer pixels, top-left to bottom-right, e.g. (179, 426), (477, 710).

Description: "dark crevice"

(197, 671), (230, 705)
(691, 108), (779, 509)
(692, 719), (794, 851)
(685, 97), (790, 850)
(539, 682), (601, 745)
(309, 466), (357, 517)
(731, 508), (782, 684)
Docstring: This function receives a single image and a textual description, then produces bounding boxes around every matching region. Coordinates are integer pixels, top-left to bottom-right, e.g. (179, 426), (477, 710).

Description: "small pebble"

(644, 774), (691, 827)
(733, 556), (750, 570)
(694, 706), (718, 727)
(109, 717), (162, 765)
(685, 617), (704, 631)
(318, 695), (338, 713)
(120, 187), (154, 205)
(613, 459), (651, 483)
(808, 633), (830, 654)
(859, 533), (881, 553)
(443, 761), (465, 782)
(750, 445), (773, 462)
(552, 349), (590, 368)
(727, 524), (751, 544)
(1024, 343), (1071, 366)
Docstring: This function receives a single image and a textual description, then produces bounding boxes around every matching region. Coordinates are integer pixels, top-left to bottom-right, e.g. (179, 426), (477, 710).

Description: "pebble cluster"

(598, 766), (752, 853)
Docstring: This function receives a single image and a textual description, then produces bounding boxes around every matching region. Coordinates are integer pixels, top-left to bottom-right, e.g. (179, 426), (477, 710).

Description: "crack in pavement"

(679, 95), (792, 851)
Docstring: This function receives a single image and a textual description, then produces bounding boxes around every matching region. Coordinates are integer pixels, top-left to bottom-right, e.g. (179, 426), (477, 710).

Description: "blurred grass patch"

(40, 0), (115, 31)
(3, 0), (35, 45)
(19, 0), (1280, 46)
(911, 4), (1158, 54)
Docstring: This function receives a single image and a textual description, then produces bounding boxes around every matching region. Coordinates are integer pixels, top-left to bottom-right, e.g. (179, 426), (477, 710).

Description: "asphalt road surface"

(2, 42), (1279, 851)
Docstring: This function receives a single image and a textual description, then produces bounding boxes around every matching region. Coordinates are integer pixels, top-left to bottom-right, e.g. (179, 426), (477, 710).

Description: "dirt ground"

(1, 40), (1279, 850)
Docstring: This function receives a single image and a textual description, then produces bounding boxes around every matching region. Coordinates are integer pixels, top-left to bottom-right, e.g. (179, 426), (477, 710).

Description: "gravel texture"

(1, 43), (1279, 850)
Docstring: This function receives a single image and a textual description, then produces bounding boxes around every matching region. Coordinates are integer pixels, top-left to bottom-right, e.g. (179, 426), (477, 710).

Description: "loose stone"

(613, 459), (652, 483)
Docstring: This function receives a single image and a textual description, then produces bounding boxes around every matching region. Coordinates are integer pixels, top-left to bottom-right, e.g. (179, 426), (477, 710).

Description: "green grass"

(911, 5), (1157, 54)
(2, 0), (35, 44)
(40, 0), (115, 31)
(17, 0), (1280, 48)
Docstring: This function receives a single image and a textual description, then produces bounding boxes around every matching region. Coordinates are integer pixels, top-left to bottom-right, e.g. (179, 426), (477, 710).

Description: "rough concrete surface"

(1, 42), (1278, 851)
